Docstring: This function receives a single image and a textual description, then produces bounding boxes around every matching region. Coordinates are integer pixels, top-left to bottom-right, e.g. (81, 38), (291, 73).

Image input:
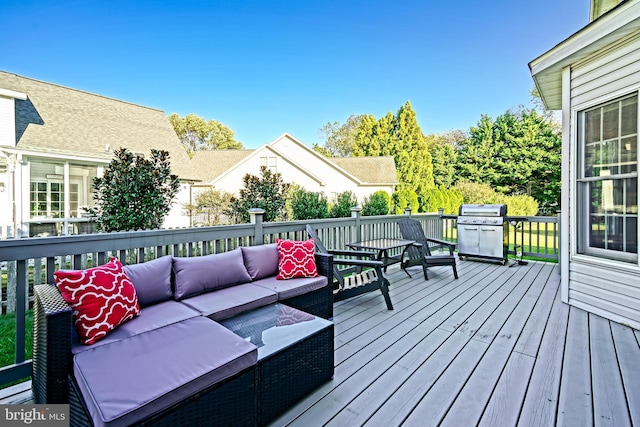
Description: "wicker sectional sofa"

(32, 243), (333, 426)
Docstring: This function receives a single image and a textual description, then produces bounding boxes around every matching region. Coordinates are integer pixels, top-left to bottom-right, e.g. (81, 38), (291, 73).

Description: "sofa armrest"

(315, 253), (334, 318)
(314, 252), (333, 285)
(32, 284), (73, 404)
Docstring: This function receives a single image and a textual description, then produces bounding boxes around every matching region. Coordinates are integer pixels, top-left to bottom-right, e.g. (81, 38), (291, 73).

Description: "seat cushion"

(73, 317), (257, 427)
(72, 300), (200, 354)
(180, 283), (278, 321)
(251, 275), (328, 300)
(123, 256), (173, 307)
(173, 249), (252, 300)
(241, 243), (279, 281)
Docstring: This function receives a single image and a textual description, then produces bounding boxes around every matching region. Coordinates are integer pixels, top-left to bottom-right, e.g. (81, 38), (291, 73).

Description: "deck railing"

(0, 210), (559, 389)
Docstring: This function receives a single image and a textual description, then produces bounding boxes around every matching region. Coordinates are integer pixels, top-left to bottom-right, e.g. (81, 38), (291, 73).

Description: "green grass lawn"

(0, 310), (33, 389)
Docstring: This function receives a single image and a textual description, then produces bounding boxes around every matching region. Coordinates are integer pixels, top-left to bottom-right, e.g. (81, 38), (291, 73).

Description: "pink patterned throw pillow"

(54, 257), (140, 345)
(276, 238), (319, 280)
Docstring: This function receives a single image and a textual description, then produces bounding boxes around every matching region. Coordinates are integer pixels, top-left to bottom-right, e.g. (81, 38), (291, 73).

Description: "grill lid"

(459, 204), (507, 217)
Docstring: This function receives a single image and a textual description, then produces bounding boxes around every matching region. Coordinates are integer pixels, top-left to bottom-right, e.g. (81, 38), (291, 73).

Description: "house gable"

(205, 133), (398, 200)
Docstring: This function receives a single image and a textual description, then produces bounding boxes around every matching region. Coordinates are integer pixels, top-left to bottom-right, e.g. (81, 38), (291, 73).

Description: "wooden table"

(348, 238), (415, 275)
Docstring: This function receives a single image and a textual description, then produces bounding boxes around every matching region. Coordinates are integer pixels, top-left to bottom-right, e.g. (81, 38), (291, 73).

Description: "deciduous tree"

(168, 113), (242, 158)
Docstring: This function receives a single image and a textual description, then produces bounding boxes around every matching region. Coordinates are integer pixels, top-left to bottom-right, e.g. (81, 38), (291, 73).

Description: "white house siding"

(0, 96), (16, 148)
(163, 184), (191, 229)
(567, 31), (640, 329)
(269, 136), (394, 202)
(213, 135), (395, 205)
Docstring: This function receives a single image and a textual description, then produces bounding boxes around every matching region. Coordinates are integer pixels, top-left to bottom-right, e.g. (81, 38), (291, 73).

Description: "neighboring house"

(530, 0), (640, 328)
(0, 71), (197, 238)
(188, 133), (399, 204)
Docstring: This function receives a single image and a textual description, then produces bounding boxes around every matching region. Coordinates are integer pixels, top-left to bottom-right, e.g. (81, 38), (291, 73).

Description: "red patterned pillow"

(276, 238), (319, 280)
(54, 257), (140, 345)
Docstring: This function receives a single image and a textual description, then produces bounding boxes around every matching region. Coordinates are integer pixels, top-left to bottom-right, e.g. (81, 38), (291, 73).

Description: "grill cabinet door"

(478, 226), (503, 258)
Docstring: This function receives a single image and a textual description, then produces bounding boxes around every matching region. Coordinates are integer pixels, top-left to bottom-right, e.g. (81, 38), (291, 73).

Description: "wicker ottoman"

(221, 303), (334, 425)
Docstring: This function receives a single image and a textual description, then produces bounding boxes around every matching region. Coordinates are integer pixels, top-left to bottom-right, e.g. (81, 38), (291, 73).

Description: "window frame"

(576, 92), (639, 263)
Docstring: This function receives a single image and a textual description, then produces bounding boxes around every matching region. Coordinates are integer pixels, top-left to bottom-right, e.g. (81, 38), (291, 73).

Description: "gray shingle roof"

(331, 156), (399, 184)
(188, 149), (254, 182)
(0, 71), (195, 179)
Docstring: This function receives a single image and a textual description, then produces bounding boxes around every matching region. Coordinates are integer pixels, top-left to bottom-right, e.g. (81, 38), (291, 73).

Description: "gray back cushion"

(241, 243), (279, 280)
(173, 248), (252, 300)
(123, 255), (173, 307)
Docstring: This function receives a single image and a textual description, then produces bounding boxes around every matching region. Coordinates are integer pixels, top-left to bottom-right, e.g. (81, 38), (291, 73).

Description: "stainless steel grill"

(457, 204), (509, 264)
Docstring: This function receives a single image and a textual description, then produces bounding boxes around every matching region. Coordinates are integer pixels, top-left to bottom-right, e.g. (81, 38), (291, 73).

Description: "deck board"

(610, 321), (640, 425)
(3, 258), (639, 427)
(273, 261), (640, 426)
(590, 314), (632, 426)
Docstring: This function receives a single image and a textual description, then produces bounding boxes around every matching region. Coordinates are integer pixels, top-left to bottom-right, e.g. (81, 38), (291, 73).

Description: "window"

(259, 156), (277, 172)
(577, 94), (638, 262)
(30, 181), (64, 218)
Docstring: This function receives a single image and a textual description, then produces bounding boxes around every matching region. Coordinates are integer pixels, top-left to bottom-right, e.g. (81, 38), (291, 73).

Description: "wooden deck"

(3, 259), (639, 426)
(272, 259), (640, 427)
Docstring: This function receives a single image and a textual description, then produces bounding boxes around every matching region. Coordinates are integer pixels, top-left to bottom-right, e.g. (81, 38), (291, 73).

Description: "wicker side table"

(221, 303), (334, 425)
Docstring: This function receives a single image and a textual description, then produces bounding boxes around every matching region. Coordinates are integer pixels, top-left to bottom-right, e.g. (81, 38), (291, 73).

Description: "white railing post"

(351, 207), (362, 242)
(249, 208), (265, 245)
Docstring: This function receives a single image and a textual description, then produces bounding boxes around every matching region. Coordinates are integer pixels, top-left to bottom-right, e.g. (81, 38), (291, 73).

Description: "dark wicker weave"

(282, 252), (334, 319)
(32, 284), (73, 404)
(31, 252), (336, 426)
(68, 368), (258, 427)
(259, 326), (334, 425)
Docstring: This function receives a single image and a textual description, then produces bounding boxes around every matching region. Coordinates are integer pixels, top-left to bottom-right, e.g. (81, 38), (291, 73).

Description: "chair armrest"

(425, 237), (456, 255)
(333, 258), (383, 268)
(329, 249), (376, 259)
(32, 284), (73, 404)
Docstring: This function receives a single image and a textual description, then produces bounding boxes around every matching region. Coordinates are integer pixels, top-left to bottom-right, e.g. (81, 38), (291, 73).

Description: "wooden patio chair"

(397, 218), (458, 280)
(305, 224), (393, 310)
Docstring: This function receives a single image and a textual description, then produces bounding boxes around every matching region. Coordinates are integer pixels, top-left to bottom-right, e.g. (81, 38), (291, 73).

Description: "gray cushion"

(73, 317), (257, 427)
(71, 300), (200, 354)
(181, 283), (278, 321)
(173, 249), (251, 300)
(123, 256), (173, 307)
(241, 244), (279, 280)
(251, 275), (328, 300)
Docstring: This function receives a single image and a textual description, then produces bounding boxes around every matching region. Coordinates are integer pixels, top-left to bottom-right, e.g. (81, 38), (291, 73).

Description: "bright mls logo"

(2, 405), (68, 426)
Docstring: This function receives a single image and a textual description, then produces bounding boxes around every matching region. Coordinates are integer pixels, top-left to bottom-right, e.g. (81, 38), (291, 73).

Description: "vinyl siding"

(568, 32), (640, 329)
(0, 96), (16, 148)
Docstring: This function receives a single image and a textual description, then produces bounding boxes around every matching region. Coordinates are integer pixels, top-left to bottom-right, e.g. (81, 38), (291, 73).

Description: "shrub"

(88, 148), (180, 232)
(495, 194), (539, 216)
(330, 191), (359, 218)
(392, 189), (419, 214)
(421, 186), (464, 214)
(228, 166), (290, 223)
(362, 191), (391, 216)
(291, 188), (329, 220)
(454, 181), (496, 205)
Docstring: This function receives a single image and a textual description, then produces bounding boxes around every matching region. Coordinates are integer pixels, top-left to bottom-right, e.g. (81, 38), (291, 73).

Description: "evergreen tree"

(228, 167), (289, 223)
(456, 108), (561, 214)
(88, 148), (180, 231)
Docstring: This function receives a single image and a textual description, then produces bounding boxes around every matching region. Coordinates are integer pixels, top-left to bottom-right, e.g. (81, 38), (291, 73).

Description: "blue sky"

(3, 0), (590, 149)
